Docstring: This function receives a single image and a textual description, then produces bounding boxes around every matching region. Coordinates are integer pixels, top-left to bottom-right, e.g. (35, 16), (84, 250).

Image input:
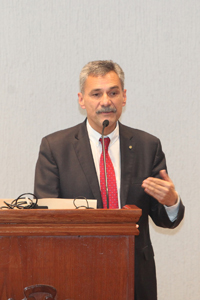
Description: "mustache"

(96, 107), (117, 114)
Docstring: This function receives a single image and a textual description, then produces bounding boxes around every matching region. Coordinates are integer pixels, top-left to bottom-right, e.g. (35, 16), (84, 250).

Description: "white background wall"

(0, 1), (199, 299)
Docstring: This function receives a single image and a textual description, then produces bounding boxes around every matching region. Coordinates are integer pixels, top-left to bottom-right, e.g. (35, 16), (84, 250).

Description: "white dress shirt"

(86, 120), (179, 221)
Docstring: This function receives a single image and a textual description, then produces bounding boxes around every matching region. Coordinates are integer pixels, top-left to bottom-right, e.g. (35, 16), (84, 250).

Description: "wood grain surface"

(0, 205), (141, 300)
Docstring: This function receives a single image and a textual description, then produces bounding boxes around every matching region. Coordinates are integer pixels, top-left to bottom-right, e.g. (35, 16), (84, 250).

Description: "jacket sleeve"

(34, 137), (60, 199)
(149, 139), (185, 228)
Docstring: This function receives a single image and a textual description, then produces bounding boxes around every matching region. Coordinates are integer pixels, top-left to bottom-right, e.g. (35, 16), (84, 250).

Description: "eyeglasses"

(0, 193), (38, 209)
(73, 196), (94, 209)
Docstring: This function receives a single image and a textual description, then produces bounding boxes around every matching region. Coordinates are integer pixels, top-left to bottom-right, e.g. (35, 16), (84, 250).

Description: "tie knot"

(100, 137), (110, 150)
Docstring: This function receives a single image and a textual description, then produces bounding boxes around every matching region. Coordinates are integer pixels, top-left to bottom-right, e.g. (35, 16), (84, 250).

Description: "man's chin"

(100, 115), (115, 125)
(100, 118), (117, 132)
(99, 112), (117, 121)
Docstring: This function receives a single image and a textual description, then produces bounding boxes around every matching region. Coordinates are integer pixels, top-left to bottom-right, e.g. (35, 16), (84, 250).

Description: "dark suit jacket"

(34, 120), (184, 300)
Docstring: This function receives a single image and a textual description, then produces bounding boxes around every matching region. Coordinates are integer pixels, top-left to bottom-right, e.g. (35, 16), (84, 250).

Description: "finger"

(143, 183), (168, 198)
(143, 187), (167, 203)
(142, 181), (166, 192)
(142, 177), (171, 188)
(159, 170), (172, 183)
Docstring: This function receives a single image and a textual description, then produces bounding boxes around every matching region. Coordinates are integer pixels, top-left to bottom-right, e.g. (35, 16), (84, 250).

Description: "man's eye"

(109, 91), (118, 97)
(93, 93), (101, 97)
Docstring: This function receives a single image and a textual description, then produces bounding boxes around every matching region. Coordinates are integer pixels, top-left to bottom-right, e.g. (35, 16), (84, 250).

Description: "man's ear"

(78, 93), (85, 109)
(122, 89), (127, 107)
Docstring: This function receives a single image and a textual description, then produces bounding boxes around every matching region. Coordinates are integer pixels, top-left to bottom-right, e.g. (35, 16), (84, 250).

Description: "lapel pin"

(129, 145), (132, 149)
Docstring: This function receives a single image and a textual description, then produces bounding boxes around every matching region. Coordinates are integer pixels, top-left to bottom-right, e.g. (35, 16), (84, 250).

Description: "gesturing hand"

(141, 170), (178, 206)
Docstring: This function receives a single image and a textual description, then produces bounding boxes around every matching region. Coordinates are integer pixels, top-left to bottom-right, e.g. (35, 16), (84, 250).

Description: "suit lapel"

(119, 123), (137, 208)
(72, 121), (103, 208)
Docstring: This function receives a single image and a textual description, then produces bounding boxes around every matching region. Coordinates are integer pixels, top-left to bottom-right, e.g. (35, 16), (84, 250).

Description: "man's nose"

(100, 93), (111, 106)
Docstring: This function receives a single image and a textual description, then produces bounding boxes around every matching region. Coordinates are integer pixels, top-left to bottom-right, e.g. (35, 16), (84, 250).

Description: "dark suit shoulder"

(43, 121), (87, 146)
(119, 123), (161, 144)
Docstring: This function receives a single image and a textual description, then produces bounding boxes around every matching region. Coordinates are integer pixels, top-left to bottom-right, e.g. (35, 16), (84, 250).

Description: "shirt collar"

(86, 120), (119, 146)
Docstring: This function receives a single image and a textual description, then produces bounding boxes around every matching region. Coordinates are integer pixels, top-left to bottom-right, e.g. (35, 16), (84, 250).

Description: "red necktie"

(99, 137), (118, 209)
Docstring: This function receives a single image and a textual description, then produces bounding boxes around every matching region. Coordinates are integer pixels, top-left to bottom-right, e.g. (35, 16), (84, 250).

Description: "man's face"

(78, 71), (127, 134)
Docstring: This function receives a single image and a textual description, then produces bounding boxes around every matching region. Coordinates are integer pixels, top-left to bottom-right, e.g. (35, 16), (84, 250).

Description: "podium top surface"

(0, 200), (142, 236)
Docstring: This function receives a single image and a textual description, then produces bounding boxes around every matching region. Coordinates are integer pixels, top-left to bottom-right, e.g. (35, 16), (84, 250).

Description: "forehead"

(84, 71), (122, 92)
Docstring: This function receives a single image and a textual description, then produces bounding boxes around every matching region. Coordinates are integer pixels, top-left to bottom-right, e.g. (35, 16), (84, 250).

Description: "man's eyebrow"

(90, 86), (120, 93)
(109, 85), (120, 90)
(90, 88), (102, 93)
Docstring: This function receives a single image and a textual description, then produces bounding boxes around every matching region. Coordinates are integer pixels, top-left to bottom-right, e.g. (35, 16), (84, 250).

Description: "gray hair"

(79, 60), (125, 94)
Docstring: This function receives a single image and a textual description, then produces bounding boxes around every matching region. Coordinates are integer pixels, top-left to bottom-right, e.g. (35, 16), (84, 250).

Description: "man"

(34, 60), (184, 300)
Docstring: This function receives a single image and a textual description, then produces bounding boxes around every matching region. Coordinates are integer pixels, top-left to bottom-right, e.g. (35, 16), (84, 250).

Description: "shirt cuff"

(164, 195), (180, 222)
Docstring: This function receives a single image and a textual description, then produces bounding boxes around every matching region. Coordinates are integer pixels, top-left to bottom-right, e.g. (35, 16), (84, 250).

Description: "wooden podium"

(0, 205), (141, 300)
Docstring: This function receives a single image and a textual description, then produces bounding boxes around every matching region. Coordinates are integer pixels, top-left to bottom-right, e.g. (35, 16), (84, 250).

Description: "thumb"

(159, 170), (172, 182)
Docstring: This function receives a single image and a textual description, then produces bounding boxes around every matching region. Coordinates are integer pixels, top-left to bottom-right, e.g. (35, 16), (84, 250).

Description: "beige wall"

(0, 1), (199, 299)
